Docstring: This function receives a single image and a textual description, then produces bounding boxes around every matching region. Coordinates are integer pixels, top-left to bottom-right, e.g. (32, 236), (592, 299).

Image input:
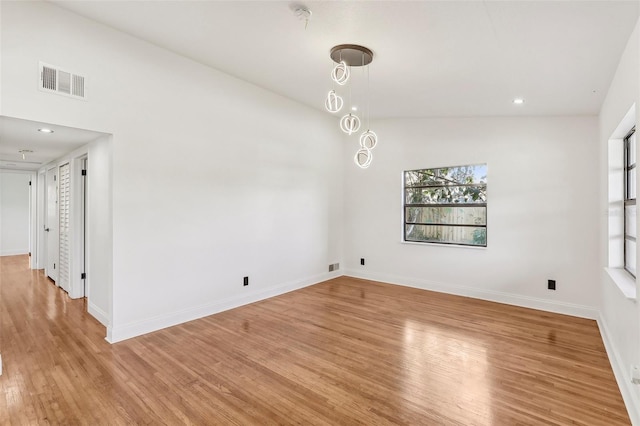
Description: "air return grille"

(39, 62), (86, 100)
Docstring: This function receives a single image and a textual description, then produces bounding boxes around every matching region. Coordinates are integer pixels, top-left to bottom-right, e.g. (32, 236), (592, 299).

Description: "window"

(624, 127), (636, 276)
(404, 164), (487, 247)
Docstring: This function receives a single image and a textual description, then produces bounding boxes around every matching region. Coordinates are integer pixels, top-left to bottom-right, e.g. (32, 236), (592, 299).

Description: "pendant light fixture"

(325, 44), (379, 169)
(340, 113), (361, 135)
(325, 90), (343, 113)
(331, 61), (350, 86)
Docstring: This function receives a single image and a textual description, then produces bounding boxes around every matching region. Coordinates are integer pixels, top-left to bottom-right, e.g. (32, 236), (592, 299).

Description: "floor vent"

(39, 62), (86, 100)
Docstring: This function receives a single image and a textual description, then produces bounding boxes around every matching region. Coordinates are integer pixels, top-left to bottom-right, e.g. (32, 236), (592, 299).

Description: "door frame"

(44, 166), (59, 283)
(28, 170), (37, 269)
(69, 155), (87, 299)
(35, 169), (46, 269)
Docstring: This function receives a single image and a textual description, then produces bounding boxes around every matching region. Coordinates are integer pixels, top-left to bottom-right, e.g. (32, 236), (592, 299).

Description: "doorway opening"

(0, 115), (112, 330)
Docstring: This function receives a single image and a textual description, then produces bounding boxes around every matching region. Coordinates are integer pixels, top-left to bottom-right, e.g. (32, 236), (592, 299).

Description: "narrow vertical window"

(624, 127), (636, 276)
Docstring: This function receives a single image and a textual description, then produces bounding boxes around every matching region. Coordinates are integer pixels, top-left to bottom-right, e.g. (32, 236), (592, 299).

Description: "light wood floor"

(0, 255), (630, 425)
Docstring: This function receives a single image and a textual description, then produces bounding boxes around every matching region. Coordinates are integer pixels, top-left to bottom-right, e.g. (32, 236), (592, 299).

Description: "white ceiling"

(0, 116), (105, 171)
(2, 1), (638, 168)
(49, 0), (639, 118)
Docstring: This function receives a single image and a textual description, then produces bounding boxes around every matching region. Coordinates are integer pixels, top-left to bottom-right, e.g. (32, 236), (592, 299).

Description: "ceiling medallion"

(330, 44), (373, 67)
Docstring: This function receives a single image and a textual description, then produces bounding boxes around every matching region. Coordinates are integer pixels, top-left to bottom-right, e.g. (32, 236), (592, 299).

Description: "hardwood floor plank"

(0, 255), (630, 424)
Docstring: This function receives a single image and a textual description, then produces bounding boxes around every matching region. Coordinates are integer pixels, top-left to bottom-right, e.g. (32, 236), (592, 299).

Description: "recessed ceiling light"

(38, 128), (54, 133)
(513, 98), (525, 105)
(351, 106), (358, 111)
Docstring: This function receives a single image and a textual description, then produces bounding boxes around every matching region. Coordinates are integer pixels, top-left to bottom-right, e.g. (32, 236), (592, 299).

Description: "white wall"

(0, 170), (32, 256)
(599, 18), (640, 424)
(344, 116), (600, 317)
(87, 135), (112, 326)
(0, 1), (344, 341)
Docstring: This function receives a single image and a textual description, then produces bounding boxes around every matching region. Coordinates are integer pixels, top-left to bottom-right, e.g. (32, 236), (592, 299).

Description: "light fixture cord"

(367, 56), (371, 130)
(349, 65), (352, 112)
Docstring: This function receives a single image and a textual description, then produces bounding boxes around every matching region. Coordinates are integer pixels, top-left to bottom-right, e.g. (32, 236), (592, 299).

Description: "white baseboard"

(1, 249), (29, 257)
(597, 314), (640, 426)
(106, 270), (342, 343)
(343, 269), (598, 319)
(88, 302), (109, 327)
(68, 288), (83, 300)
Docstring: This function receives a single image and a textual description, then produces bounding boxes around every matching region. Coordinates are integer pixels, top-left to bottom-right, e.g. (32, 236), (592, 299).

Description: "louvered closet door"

(58, 163), (71, 292)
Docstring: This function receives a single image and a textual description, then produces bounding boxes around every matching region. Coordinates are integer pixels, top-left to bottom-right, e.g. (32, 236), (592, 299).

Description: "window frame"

(624, 127), (636, 277)
(403, 164), (487, 247)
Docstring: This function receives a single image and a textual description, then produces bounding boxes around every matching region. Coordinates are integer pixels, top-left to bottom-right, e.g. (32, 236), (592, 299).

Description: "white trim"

(0, 169), (35, 175)
(597, 313), (640, 426)
(88, 302), (109, 326)
(1, 249), (30, 256)
(106, 270), (342, 343)
(36, 170), (46, 269)
(400, 240), (487, 250)
(605, 267), (637, 300)
(67, 155), (87, 299)
(343, 269), (598, 319)
(29, 171), (37, 269)
(611, 104), (637, 139)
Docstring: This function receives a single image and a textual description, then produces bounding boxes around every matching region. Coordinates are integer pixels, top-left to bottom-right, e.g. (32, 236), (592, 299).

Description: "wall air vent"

(39, 62), (86, 100)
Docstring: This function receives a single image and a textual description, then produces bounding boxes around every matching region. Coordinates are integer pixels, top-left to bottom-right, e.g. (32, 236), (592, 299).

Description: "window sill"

(605, 267), (637, 301)
(400, 240), (487, 250)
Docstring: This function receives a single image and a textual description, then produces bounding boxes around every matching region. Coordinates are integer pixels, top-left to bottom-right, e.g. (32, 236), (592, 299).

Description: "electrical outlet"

(548, 279), (556, 290)
(360, 258), (365, 266)
(243, 276), (249, 286)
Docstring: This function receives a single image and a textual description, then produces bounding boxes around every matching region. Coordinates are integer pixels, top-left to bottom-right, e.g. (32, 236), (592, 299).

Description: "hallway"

(0, 255), (113, 423)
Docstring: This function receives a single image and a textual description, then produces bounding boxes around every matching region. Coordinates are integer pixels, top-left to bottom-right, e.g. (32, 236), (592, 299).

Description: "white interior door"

(46, 167), (58, 283)
(58, 163), (70, 292)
